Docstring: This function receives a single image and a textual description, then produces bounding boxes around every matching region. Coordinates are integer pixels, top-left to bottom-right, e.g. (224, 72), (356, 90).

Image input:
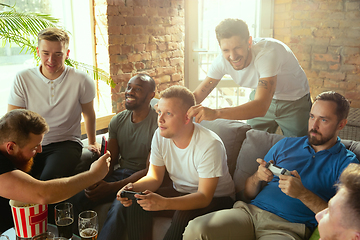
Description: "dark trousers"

(30, 140), (82, 181)
(98, 190), (234, 240)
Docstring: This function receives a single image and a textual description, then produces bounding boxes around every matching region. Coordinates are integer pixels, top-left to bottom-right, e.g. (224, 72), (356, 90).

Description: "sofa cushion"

(199, 119), (251, 177)
(340, 139), (360, 161)
(233, 129), (285, 201)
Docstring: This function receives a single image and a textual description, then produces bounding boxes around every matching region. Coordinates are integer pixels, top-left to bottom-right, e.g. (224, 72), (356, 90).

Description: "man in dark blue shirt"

(183, 91), (359, 240)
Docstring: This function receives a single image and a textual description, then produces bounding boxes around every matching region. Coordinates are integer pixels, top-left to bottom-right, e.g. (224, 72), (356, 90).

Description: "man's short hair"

(314, 91), (350, 121)
(160, 85), (195, 110)
(338, 163), (360, 230)
(0, 109), (49, 148)
(38, 27), (70, 48)
(215, 18), (250, 44)
(133, 73), (156, 92)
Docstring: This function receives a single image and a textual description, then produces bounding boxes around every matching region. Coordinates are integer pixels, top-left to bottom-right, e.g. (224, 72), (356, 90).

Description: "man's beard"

(11, 153), (35, 173)
(308, 129), (335, 146)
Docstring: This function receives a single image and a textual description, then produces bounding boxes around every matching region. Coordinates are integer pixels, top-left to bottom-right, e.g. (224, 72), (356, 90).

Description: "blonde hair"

(38, 27), (70, 48)
(160, 85), (195, 110)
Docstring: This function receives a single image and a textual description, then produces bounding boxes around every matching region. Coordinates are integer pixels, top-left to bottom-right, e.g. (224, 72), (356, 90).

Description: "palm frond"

(0, 6), (115, 88)
(65, 59), (115, 88)
(0, 31), (37, 53)
(0, 10), (59, 37)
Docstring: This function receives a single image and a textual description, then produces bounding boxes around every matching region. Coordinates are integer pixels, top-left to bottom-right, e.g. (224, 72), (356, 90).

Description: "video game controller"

(120, 190), (144, 200)
(265, 162), (291, 176)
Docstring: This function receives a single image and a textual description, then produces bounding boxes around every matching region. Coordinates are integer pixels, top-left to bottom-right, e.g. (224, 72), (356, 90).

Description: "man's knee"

(183, 215), (214, 240)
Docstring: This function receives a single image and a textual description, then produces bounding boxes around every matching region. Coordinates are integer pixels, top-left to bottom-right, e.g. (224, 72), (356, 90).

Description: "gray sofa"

(81, 118), (360, 239)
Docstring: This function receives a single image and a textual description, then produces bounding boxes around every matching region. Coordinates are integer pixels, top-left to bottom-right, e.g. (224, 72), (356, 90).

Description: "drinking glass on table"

(78, 210), (98, 240)
(31, 232), (55, 240)
(54, 202), (74, 239)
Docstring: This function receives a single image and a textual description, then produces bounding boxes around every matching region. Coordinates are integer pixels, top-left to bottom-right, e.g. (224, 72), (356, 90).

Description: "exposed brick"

(146, 7), (158, 16)
(146, 43), (157, 51)
(133, 26), (144, 34)
(121, 45), (133, 54)
(108, 26), (121, 35)
(133, 0), (149, 7)
(329, 64), (340, 71)
(324, 79), (340, 88)
(107, 5), (119, 15)
(157, 67), (176, 75)
(345, 11), (360, 19)
(141, 52), (152, 61)
(158, 43), (167, 51)
(121, 63), (135, 73)
(126, 16), (149, 25)
(345, 91), (360, 100)
(159, 75), (171, 83)
(319, 71), (346, 81)
(134, 43), (146, 53)
(346, 53), (360, 65)
(120, 26), (132, 34)
(314, 54), (340, 63)
(135, 62), (145, 70)
(108, 45), (121, 55)
(339, 81), (357, 91)
(119, 6), (134, 16)
(308, 78), (324, 87)
(134, 7), (146, 16)
(170, 58), (182, 66)
(108, 16), (126, 26)
(109, 35), (125, 45)
(319, 2), (343, 11)
(128, 53), (142, 62)
(171, 73), (181, 82)
(345, 2), (360, 11)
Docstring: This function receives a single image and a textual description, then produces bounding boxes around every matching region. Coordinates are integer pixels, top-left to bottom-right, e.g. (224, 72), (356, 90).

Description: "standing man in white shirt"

(188, 18), (311, 137)
(8, 27), (99, 180)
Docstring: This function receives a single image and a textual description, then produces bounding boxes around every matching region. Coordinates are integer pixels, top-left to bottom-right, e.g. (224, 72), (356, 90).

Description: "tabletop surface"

(2, 224), (80, 240)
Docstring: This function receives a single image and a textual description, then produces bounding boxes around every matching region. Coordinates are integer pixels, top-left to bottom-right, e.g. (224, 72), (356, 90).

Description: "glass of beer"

(54, 202), (74, 239)
(78, 210), (98, 240)
(31, 232), (55, 240)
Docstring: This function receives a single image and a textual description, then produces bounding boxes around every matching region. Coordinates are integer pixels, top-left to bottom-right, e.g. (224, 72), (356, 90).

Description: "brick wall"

(94, 0), (185, 113)
(274, 0), (360, 108)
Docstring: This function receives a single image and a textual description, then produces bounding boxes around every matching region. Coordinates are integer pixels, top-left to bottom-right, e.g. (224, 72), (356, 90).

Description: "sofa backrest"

(199, 119), (251, 177)
(233, 129), (285, 201)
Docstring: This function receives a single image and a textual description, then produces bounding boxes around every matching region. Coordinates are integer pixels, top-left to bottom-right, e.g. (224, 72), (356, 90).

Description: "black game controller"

(265, 162), (291, 177)
(120, 190), (144, 200)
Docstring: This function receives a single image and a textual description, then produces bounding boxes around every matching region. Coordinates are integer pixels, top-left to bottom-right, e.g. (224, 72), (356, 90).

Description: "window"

(185, 0), (274, 109)
(0, 0), (111, 117)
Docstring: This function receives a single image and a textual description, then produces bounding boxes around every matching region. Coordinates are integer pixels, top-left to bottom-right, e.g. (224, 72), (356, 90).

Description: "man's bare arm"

(0, 152), (111, 204)
(279, 171), (328, 213)
(188, 76), (277, 123)
(7, 104), (24, 112)
(81, 100), (100, 154)
(193, 76), (221, 104)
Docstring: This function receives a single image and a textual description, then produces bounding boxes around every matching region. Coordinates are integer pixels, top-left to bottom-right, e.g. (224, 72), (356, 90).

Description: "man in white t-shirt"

(7, 28), (99, 181)
(188, 18), (311, 137)
(101, 85), (235, 240)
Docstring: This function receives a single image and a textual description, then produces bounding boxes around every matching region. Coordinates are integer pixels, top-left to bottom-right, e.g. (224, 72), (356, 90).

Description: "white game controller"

(265, 162), (291, 176)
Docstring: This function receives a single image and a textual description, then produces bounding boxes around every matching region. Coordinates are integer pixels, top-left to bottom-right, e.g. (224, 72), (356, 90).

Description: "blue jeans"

(66, 168), (137, 234)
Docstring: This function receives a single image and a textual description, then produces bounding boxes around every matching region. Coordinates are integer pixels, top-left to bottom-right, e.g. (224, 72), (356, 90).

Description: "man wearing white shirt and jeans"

(100, 85), (235, 240)
(7, 27), (99, 181)
(188, 18), (311, 137)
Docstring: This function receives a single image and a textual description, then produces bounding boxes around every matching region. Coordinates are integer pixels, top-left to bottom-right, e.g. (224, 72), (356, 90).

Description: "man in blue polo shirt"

(183, 91), (359, 240)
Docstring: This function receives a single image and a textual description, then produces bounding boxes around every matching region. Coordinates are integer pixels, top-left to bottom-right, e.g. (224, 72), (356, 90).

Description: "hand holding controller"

(265, 162), (291, 177)
(120, 190), (144, 200)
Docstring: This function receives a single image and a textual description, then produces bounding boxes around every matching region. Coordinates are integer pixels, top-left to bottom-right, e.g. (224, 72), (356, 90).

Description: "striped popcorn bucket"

(9, 200), (48, 238)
